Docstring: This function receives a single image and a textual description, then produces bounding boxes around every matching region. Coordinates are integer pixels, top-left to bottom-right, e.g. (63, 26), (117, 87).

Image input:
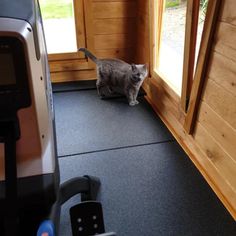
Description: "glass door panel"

(39, 0), (77, 54)
(157, 0), (187, 95)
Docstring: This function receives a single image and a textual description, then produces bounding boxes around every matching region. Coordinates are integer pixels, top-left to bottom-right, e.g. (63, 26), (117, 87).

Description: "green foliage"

(40, 0), (73, 19)
(200, 0), (208, 21)
(200, 0), (208, 13)
(165, 0), (179, 8)
(200, 0), (208, 7)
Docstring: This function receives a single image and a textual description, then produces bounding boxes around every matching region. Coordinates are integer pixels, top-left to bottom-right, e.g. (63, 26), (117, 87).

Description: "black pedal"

(70, 201), (105, 236)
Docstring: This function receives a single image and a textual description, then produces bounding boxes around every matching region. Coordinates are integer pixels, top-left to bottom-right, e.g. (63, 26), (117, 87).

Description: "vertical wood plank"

(181, 0), (200, 112)
(74, 0), (86, 49)
(184, 0), (222, 134)
(155, 0), (165, 68)
(148, 0), (154, 74)
(83, 0), (96, 69)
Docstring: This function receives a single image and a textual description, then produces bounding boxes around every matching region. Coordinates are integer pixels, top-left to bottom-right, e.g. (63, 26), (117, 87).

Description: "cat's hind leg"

(107, 86), (114, 94)
(96, 80), (106, 98)
(96, 70), (107, 97)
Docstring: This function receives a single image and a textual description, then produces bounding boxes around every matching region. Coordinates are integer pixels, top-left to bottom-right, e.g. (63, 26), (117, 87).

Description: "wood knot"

(206, 150), (214, 160)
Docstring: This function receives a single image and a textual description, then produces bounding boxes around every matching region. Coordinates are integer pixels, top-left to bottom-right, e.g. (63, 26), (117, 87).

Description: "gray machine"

(0, 0), (60, 234)
(0, 0), (115, 235)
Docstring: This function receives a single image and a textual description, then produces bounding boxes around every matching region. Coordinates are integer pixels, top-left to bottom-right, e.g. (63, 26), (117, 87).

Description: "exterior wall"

(137, 0), (236, 219)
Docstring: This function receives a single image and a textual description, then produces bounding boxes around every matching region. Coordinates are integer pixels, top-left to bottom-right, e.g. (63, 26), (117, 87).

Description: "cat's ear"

(131, 64), (141, 82)
(131, 64), (138, 72)
(142, 64), (148, 71)
(142, 64), (148, 77)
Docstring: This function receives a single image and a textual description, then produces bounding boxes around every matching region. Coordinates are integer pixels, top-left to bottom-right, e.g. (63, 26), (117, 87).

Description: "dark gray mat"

(52, 80), (97, 93)
(53, 90), (174, 157)
(52, 80), (146, 99)
(58, 142), (236, 236)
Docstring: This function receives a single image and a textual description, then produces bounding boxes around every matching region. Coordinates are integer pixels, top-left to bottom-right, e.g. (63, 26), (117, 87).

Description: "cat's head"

(131, 64), (148, 83)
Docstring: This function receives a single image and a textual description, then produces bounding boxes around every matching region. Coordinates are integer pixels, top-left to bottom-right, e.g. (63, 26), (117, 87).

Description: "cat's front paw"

(135, 100), (139, 105)
(129, 101), (137, 106)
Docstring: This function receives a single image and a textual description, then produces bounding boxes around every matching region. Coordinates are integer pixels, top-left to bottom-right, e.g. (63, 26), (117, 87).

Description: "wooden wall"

(136, 1), (150, 64)
(137, 0), (236, 219)
(92, 0), (136, 62)
(195, 0), (236, 216)
(50, 0), (137, 82)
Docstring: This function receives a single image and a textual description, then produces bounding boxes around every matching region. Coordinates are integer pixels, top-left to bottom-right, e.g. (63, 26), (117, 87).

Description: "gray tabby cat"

(79, 48), (148, 106)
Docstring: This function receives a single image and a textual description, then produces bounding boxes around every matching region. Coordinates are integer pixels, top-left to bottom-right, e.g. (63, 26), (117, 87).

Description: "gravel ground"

(158, 2), (205, 94)
(162, 2), (205, 55)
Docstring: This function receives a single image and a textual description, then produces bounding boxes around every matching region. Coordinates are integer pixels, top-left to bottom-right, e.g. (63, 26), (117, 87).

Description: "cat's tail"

(78, 48), (98, 63)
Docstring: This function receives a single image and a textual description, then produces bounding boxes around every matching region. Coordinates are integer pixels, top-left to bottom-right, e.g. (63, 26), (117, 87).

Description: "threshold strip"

(58, 139), (176, 159)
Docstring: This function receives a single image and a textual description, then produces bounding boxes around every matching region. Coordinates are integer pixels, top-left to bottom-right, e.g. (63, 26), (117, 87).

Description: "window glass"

(157, 0), (187, 95)
(39, 0), (77, 54)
